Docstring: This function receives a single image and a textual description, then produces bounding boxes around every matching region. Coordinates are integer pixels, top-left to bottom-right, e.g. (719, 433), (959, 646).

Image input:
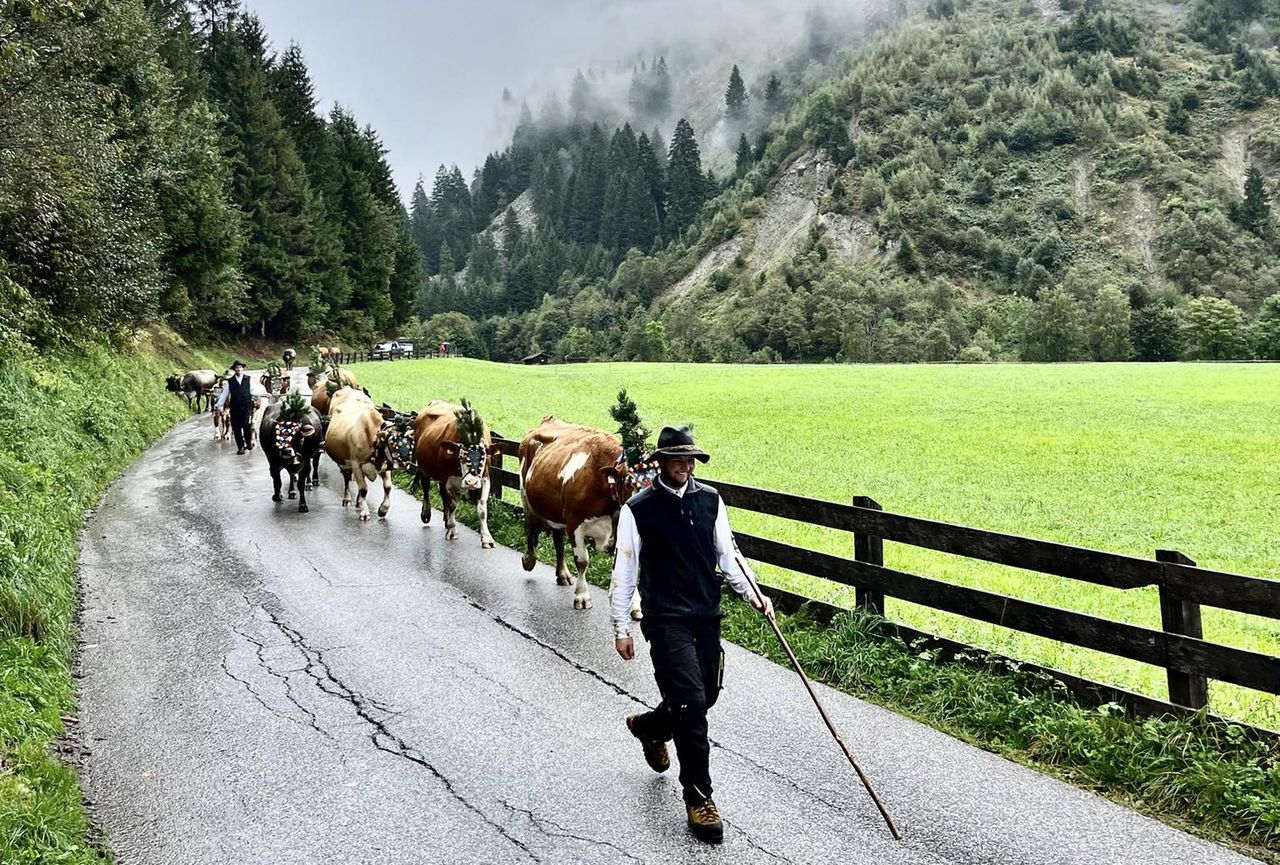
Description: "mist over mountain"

(249, 0), (872, 193)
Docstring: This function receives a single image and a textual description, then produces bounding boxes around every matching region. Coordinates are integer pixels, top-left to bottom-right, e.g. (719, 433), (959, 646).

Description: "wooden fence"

(484, 436), (1279, 722)
(339, 346), (450, 364)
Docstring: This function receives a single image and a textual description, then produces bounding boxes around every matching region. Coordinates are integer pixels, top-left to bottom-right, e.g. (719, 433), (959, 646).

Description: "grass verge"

(0, 329), (245, 864)
(400, 474), (1280, 861)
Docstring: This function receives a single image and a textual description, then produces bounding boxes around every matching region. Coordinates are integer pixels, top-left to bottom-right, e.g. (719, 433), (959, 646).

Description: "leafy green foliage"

(0, 0), (416, 351)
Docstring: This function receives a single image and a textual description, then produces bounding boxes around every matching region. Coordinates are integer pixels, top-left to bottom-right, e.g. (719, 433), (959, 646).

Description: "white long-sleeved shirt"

(609, 476), (758, 639)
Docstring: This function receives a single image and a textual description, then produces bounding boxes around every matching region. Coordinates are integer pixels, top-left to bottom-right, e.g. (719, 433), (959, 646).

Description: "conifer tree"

(725, 64), (748, 122)
(637, 131), (666, 223)
(1239, 165), (1271, 237)
(764, 72), (784, 114)
(665, 119), (705, 237)
(735, 133), (754, 177)
(502, 207), (524, 256)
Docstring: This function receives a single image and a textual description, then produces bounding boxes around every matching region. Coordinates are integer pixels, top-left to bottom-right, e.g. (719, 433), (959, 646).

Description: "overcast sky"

(246, 0), (848, 201)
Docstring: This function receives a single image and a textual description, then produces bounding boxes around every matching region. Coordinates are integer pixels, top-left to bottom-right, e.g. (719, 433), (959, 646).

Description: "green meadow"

(352, 359), (1280, 727)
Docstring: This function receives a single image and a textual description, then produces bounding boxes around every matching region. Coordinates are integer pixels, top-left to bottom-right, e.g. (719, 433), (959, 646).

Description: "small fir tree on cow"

(611, 389), (658, 493)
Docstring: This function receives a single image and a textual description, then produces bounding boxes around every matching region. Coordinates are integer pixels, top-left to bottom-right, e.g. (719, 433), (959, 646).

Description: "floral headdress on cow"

(610, 389), (657, 493)
(308, 348), (325, 378)
(454, 398), (486, 447)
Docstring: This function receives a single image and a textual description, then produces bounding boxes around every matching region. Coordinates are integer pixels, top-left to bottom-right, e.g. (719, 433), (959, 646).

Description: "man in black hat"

(214, 360), (255, 455)
(611, 424), (773, 844)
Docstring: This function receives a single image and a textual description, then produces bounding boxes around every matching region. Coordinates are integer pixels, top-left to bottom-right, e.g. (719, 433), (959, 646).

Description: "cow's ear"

(442, 441), (461, 456)
(599, 466), (619, 480)
(300, 424), (316, 438)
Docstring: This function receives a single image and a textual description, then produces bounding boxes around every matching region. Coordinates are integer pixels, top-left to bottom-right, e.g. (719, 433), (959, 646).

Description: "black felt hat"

(645, 425), (710, 463)
(231, 359), (245, 370)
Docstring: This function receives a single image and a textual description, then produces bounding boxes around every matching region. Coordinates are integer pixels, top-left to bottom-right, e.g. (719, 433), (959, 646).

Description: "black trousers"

(631, 618), (724, 803)
(230, 406), (253, 449)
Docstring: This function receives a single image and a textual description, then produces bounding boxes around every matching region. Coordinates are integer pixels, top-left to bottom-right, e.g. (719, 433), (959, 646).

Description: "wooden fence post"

(1156, 549), (1208, 709)
(490, 447), (504, 503)
(852, 496), (886, 616)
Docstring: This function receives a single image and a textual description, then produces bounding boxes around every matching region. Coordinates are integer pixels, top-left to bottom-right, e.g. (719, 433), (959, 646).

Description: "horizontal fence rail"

(486, 437), (1278, 717)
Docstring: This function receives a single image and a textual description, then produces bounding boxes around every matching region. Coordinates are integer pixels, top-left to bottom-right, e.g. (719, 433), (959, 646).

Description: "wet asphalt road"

(76, 411), (1263, 865)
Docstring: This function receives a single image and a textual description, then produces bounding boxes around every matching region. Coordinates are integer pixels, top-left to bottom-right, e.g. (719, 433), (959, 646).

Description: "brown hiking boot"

(686, 797), (724, 843)
(625, 715), (670, 773)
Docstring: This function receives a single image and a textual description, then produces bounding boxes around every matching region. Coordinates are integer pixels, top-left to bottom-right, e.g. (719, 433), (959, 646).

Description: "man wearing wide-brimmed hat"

(214, 360), (255, 455)
(610, 424), (773, 844)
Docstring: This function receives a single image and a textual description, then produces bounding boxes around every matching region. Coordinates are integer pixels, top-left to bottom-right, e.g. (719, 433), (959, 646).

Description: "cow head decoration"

(446, 400), (501, 500)
(275, 392), (317, 466)
(377, 411), (418, 471)
(606, 455), (651, 506)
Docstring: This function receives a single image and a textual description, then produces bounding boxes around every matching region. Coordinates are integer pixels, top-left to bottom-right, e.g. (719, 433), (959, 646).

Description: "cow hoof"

(360, 513), (370, 522)
(421, 512), (431, 525)
(573, 595), (592, 610)
(299, 504), (309, 513)
(521, 554), (536, 572)
(342, 499), (350, 508)
(272, 494), (283, 503)
(482, 539), (495, 549)
(446, 529), (459, 540)
(556, 574), (572, 587)
(288, 491), (297, 499)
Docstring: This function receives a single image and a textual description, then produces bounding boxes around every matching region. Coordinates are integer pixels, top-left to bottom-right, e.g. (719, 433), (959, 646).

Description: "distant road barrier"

(485, 437), (1278, 727)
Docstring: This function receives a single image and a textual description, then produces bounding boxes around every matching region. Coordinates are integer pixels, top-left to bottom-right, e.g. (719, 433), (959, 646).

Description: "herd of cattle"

(166, 351), (649, 616)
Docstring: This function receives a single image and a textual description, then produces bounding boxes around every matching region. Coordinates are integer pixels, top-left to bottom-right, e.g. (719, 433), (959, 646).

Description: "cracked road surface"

(77, 415), (1263, 865)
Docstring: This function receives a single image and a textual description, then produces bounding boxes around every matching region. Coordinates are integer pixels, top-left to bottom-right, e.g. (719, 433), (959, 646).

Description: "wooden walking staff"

(731, 546), (904, 841)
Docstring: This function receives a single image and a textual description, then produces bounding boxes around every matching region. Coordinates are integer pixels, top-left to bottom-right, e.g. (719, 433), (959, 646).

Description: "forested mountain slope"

(414, 0), (1280, 363)
(0, 0), (419, 352)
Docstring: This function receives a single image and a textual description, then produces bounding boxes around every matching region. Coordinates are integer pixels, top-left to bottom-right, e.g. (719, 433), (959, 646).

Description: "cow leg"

(552, 528), (571, 586)
(271, 465), (283, 502)
(522, 514), (542, 571)
(354, 465), (371, 521)
(569, 521), (592, 610)
(442, 481), (459, 541)
(476, 477), (495, 548)
(308, 451), (319, 489)
(340, 467), (353, 507)
(419, 474), (432, 524)
(297, 467), (310, 513)
(287, 470), (297, 499)
(377, 469), (392, 518)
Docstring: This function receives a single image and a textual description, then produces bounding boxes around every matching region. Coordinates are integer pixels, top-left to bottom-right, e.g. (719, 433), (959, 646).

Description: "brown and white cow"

(519, 417), (638, 613)
(212, 404), (233, 441)
(324, 388), (416, 521)
(412, 400), (502, 547)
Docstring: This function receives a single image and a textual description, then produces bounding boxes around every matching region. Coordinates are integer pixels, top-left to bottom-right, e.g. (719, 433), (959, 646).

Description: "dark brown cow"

(412, 400), (502, 547)
(519, 417), (637, 613)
